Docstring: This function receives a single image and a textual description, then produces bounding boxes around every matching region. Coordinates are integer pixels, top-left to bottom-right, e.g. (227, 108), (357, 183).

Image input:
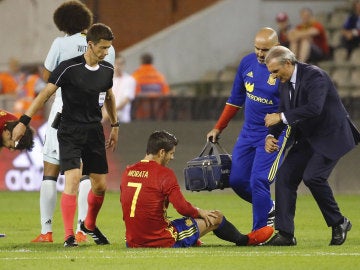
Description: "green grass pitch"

(0, 191), (359, 269)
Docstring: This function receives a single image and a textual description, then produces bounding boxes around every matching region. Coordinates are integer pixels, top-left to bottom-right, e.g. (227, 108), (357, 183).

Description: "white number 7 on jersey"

(127, 182), (142, 217)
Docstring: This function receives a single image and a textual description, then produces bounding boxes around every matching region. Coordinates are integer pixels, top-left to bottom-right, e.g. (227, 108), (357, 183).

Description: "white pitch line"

(1, 251), (360, 260)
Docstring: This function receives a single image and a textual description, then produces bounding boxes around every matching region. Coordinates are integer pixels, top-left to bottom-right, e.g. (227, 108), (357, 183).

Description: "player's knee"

(212, 210), (224, 227)
(229, 175), (248, 189)
(92, 184), (106, 195)
(90, 181), (105, 195)
(251, 176), (269, 189)
(90, 175), (107, 194)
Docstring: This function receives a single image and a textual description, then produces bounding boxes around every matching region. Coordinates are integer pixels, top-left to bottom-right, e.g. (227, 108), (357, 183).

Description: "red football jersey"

(0, 109), (17, 134)
(120, 160), (199, 247)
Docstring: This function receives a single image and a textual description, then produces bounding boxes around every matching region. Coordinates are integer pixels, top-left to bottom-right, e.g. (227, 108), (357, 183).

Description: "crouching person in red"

(120, 130), (249, 247)
(0, 109), (33, 152)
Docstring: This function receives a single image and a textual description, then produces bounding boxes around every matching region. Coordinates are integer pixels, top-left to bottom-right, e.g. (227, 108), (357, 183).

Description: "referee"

(12, 23), (119, 247)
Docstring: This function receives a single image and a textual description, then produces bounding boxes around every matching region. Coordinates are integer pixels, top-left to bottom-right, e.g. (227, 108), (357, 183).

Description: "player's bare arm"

(104, 88), (119, 151)
(42, 68), (51, 82)
(104, 88), (118, 124)
(12, 83), (58, 141)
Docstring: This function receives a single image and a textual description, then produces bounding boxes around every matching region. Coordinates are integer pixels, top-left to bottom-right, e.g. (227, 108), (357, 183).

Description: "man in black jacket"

(263, 45), (359, 246)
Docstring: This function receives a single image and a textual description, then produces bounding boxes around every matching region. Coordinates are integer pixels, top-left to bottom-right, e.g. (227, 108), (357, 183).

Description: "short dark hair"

(146, 130), (178, 155)
(86, 23), (114, 44)
(53, 0), (93, 35)
(141, 53), (153, 64)
(3, 121), (34, 151)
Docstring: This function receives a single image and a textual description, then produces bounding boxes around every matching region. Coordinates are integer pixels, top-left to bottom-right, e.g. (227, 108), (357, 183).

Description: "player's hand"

(106, 127), (119, 151)
(11, 123), (26, 142)
(207, 129), (220, 143)
(264, 113), (281, 127)
(197, 208), (218, 227)
(265, 136), (279, 153)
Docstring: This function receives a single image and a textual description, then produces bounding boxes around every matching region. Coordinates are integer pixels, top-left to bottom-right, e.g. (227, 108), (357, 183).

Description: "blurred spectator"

(103, 53), (136, 123)
(289, 7), (330, 63)
(132, 53), (170, 96)
(132, 53), (170, 120)
(276, 12), (291, 48)
(0, 58), (24, 95)
(341, 0), (360, 58)
(13, 64), (46, 120)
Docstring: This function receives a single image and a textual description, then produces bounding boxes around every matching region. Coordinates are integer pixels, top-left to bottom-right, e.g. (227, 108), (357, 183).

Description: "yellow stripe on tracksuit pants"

(268, 125), (292, 182)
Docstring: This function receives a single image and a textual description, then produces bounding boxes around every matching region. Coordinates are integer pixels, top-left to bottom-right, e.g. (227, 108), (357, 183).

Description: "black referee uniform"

(48, 54), (114, 175)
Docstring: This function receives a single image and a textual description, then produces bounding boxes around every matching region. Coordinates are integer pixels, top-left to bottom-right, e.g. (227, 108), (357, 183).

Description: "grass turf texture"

(0, 191), (359, 270)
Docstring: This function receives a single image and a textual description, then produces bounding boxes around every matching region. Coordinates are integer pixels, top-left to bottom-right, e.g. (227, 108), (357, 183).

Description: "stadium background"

(0, 0), (359, 193)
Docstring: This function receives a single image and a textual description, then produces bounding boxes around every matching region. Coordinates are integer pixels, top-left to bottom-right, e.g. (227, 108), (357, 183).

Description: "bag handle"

(198, 141), (231, 163)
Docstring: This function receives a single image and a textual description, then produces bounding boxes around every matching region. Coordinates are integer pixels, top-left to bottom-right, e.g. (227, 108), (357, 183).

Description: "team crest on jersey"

(246, 71), (253, 78)
(245, 81), (254, 92)
(267, 75), (276, 85)
(185, 218), (194, 227)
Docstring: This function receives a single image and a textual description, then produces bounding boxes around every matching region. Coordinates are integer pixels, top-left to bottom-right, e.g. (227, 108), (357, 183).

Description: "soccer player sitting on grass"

(120, 130), (271, 247)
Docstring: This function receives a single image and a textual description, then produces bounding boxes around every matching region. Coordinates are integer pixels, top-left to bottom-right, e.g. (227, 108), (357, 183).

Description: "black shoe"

(330, 217), (352, 245)
(267, 201), (275, 227)
(64, 235), (78, 247)
(80, 221), (110, 245)
(265, 233), (297, 246)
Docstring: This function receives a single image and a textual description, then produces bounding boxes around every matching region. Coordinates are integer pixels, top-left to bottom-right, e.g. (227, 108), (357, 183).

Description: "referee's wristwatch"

(111, 121), (120, 127)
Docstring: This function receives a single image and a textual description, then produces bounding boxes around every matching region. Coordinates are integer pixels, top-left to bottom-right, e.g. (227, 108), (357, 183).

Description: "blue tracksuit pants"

(229, 128), (285, 230)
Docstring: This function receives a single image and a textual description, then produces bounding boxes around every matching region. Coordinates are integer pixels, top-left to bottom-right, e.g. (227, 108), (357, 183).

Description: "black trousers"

(274, 139), (343, 235)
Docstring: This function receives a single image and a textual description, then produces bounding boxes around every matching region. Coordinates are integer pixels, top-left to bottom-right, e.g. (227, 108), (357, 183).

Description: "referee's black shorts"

(58, 122), (108, 175)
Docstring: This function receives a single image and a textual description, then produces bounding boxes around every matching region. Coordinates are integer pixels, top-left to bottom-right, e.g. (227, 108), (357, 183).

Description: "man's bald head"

(255, 27), (279, 44)
(254, 27), (279, 64)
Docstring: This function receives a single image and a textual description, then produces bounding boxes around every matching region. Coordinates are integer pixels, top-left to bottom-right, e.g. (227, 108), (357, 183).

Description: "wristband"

(19, 114), (31, 126)
(111, 121), (120, 127)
